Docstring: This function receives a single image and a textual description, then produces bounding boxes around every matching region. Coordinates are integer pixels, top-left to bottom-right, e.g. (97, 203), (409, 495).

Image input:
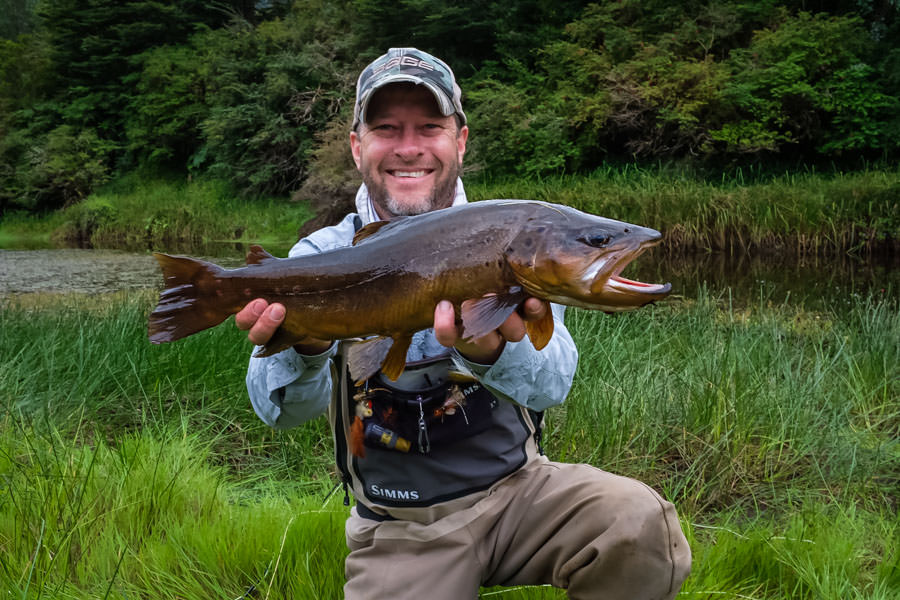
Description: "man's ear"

(350, 130), (362, 170)
(457, 125), (469, 163)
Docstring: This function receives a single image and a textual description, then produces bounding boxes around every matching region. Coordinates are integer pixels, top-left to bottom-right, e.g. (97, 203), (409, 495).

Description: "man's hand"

(235, 298), (332, 355)
(433, 297), (550, 364)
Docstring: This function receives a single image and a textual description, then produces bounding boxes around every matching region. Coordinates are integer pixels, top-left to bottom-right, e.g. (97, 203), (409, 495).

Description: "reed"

(1, 288), (897, 598)
(42, 175), (311, 253)
(468, 166), (900, 255)
(2, 167), (897, 256)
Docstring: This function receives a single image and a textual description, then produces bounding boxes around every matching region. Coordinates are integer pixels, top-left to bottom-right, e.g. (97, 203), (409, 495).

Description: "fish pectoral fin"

(460, 288), (528, 341)
(352, 219), (400, 245)
(379, 335), (412, 382)
(246, 245), (279, 265)
(525, 307), (555, 350)
(348, 336), (394, 384)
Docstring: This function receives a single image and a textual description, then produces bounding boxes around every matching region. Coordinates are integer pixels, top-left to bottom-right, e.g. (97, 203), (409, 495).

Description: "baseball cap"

(352, 47), (466, 130)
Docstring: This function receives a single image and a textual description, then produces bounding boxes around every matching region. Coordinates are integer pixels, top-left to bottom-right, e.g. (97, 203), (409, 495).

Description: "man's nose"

(393, 128), (424, 161)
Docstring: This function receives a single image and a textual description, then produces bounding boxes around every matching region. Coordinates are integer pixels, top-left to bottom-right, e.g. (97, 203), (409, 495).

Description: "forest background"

(2, 0), (899, 218)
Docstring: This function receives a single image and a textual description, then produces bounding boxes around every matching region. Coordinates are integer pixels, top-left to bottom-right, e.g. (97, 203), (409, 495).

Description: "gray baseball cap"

(352, 48), (466, 130)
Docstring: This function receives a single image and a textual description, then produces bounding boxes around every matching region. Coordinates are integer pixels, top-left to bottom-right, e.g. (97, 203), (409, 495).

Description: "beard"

(363, 160), (461, 218)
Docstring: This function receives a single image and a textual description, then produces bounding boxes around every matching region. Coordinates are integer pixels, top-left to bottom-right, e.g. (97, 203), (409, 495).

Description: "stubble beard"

(364, 161), (461, 218)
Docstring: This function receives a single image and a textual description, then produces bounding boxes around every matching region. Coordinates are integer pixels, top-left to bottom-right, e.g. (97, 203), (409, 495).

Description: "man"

(237, 48), (690, 599)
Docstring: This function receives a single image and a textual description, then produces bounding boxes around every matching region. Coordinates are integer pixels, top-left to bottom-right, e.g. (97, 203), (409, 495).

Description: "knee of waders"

(606, 486), (691, 596)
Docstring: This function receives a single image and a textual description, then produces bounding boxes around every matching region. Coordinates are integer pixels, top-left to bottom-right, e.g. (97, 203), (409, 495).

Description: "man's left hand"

(433, 297), (550, 364)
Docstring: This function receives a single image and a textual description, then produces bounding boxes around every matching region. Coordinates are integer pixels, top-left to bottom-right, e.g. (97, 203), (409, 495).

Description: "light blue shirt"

(246, 181), (578, 429)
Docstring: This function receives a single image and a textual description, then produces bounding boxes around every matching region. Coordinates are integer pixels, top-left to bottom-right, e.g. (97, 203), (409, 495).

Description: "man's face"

(350, 83), (468, 219)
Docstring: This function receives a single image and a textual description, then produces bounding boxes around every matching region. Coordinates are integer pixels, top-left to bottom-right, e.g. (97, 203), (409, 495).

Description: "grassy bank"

(1, 175), (313, 253)
(470, 166), (900, 255)
(1, 289), (897, 598)
(1, 166), (898, 256)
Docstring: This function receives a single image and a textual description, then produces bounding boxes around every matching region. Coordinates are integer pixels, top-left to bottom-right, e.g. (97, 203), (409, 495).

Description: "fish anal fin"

(525, 306), (554, 350)
(379, 335), (412, 381)
(246, 245), (279, 265)
(352, 220), (393, 245)
(460, 288), (528, 341)
(347, 336), (394, 384)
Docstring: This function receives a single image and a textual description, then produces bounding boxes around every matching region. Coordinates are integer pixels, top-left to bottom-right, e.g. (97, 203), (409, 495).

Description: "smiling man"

(236, 48), (691, 599)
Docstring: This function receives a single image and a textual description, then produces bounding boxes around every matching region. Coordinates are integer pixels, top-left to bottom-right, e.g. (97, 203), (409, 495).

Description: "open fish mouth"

(597, 245), (672, 300)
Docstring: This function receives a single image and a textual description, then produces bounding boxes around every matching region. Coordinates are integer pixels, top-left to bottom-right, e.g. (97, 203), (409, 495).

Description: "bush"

(19, 125), (115, 210)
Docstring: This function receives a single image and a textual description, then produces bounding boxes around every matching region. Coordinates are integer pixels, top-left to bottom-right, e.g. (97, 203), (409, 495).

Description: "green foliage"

(198, 2), (358, 196)
(15, 125), (115, 210)
(465, 68), (580, 177)
(124, 43), (214, 168)
(720, 11), (900, 156)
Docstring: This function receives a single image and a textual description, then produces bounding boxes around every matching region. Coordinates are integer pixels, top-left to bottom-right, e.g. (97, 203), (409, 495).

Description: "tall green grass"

(469, 166), (900, 255)
(15, 174), (313, 252)
(1, 288), (897, 598)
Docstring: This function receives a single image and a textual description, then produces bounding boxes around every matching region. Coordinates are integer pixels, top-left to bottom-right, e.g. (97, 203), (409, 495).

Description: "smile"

(388, 170), (432, 178)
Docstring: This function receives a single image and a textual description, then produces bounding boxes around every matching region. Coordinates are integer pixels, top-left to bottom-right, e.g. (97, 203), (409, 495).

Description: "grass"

(0, 287), (897, 598)
(468, 165), (900, 255)
(1, 174), (313, 254)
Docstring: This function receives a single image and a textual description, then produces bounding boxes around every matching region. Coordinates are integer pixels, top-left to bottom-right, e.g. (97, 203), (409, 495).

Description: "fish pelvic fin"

(148, 253), (231, 344)
(380, 335), (412, 381)
(347, 334), (412, 384)
(348, 336), (394, 384)
(525, 305), (554, 350)
(253, 331), (298, 358)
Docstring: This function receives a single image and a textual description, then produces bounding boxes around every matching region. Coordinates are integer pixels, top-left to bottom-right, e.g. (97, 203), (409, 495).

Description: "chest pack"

(332, 350), (544, 510)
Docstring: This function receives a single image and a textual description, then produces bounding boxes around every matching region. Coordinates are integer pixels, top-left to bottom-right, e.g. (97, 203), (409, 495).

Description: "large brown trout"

(148, 200), (671, 382)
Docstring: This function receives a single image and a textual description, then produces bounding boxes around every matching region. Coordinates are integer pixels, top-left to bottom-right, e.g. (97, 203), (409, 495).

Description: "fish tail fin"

(148, 253), (233, 344)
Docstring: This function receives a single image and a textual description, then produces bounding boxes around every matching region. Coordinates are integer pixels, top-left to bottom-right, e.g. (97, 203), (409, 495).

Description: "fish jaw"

(584, 241), (672, 310)
(508, 217), (672, 311)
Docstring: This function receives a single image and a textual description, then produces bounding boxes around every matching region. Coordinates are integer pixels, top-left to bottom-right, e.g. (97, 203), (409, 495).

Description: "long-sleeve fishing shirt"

(245, 179), (579, 516)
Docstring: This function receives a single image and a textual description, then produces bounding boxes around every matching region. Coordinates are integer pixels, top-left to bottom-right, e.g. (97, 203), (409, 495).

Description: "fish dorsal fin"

(459, 287), (529, 342)
(525, 303), (554, 350)
(352, 218), (407, 245)
(246, 245), (278, 265)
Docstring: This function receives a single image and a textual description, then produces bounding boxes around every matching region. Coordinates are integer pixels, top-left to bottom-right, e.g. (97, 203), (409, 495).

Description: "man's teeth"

(393, 170), (427, 178)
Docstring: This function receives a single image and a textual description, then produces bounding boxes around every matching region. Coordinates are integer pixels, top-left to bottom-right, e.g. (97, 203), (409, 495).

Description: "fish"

(147, 199), (671, 383)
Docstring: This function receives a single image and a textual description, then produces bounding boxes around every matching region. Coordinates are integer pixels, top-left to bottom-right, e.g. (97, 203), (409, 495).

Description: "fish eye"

(578, 234), (611, 248)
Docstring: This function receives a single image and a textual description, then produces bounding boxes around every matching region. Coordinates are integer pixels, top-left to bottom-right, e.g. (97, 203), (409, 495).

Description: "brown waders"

(344, 457), (691, 599)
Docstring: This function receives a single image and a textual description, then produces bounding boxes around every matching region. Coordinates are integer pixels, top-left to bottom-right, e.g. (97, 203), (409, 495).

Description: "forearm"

(455, 304), (578, 411)
(246, 343), (337, 429)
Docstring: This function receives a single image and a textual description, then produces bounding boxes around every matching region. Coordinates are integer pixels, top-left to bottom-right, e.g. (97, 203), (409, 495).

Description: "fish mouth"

(591, 243), (672, 308)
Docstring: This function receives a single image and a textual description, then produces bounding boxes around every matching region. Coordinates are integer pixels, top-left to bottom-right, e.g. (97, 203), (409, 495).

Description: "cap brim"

(355, 74), (456, 127)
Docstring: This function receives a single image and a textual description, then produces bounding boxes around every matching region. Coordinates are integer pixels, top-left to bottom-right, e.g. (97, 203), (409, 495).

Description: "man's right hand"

(235, 299), (332, 355)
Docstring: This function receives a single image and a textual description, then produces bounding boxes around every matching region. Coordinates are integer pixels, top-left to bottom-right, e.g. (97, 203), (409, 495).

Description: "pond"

(1, 243), (897, 311)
